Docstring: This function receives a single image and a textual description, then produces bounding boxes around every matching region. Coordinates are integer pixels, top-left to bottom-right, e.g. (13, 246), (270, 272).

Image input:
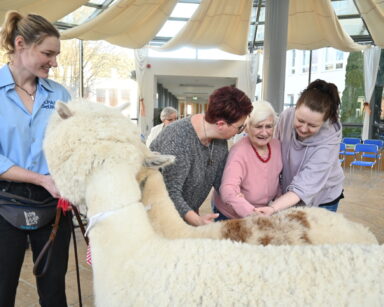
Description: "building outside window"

(302, 50), (310, 73)
(284, 94), (295, 110)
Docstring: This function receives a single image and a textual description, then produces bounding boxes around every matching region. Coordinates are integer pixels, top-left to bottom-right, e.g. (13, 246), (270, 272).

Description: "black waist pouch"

(0, 181), (57, 230)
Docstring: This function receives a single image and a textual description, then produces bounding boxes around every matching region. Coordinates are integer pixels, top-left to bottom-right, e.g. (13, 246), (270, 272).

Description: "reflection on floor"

(15, 168), (383, 306)
(338, 167), (384, 244)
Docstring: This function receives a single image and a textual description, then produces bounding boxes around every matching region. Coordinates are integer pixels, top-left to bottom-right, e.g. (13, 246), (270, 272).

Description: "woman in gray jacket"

(255, 79), (344, 215)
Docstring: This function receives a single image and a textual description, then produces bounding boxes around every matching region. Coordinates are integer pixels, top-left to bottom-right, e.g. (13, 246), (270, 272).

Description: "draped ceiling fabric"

(361, 46), (381, 140)
(355, 0), (384, 48)
(287, 0), (367, 52)
(0, 0), (88, 23)
(134, 47), (148, 113)
(158, 0), (253, 55)
(1, 0), (383, 54)
(245, 52), (260, 101)
(61, 0), (178, 49)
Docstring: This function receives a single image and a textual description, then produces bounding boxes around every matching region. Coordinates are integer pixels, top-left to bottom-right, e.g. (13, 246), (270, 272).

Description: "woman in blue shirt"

(0, 11), (71, 307)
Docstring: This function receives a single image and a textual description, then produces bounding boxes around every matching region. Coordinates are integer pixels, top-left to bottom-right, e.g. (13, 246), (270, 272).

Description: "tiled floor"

(15, 168), (384, 307)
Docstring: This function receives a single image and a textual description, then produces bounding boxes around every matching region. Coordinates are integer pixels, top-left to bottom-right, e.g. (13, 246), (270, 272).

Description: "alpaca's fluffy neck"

(86, 163), (156, 244)
(142, 170), (223, 239)
(85, 163), (158, 305)
(87, 201), (157, 307)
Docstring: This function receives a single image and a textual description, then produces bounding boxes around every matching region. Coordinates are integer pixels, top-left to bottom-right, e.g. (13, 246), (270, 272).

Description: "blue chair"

(363, 139), (383, 170)
(342, 137), (361, 147)
(350, 144), (380, 174)
(339, 143), (346, 166)
(341, 138), (360, 158)
(363, 139), (383, 149)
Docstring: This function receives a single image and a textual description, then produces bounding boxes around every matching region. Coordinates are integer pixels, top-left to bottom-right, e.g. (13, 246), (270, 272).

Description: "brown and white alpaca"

(44, 100), (384, 306)
(138, 167), (378, 245)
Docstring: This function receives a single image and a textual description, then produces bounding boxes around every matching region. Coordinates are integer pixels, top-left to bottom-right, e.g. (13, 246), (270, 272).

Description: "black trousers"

(0, 182), (71, 307)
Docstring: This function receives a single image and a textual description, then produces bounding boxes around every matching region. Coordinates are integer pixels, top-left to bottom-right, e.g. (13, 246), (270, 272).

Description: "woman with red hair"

(150, 86), (252, 226)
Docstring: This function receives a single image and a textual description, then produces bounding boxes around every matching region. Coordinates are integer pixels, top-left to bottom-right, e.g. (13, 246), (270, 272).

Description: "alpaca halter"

(85, 203), (152, 236)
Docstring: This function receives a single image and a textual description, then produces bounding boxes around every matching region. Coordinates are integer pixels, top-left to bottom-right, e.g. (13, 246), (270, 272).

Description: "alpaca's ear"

(143, 153), (175, 169)
(116, 102), (130, 112)
(56, 101), (73, 119)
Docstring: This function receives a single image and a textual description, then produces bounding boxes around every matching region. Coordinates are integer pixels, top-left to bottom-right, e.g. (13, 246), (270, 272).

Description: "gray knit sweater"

(150, 117), (228, 217)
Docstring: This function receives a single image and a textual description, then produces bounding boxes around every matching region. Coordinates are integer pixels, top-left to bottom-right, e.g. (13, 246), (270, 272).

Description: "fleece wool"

(44, 100), (384, 307)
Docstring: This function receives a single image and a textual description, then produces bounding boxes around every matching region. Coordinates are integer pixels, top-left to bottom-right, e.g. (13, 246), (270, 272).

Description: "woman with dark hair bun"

(150, 86), (253, 226)
(255, 79), (344, 215)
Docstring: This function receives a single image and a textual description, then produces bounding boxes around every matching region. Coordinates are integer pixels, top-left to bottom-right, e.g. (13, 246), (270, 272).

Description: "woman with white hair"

(213, 101), (282, 220)
(146, 106), (178, 147)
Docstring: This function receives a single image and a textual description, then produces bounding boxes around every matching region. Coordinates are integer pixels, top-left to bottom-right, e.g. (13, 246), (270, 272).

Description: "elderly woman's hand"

(253, 206), (277, 216)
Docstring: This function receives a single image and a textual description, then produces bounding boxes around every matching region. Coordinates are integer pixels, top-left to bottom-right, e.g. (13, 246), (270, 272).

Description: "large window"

(311, 50), (319, 73)
(284, 94), (295, 110)
(339, 51), (364, 137)
(372, 51), (384, 141)
(284, 47), (371, 138)
(0, 38), (139, 121)
(302, 50), (310, 73)
(53, 39), (138, 120)
(51, 39), (81, 98)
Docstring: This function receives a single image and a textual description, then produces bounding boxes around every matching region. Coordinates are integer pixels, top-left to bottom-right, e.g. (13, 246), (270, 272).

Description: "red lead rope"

(57, 198), (71, 214)
(34, 199), (66, 277)
(58, 198), (92, 265)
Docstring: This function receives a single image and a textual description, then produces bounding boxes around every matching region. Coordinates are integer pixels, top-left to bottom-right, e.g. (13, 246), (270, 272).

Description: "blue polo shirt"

(0, 64), (71, 175)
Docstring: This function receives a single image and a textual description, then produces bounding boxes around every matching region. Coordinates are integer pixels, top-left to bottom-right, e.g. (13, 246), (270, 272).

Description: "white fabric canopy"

(361, 46), (381, 140)
(61, 0), (177, 49)
(158, 0), (253, 55)
(245, 52), (259, 101)
(0, 0), (381, 55)
(355, 0), (384, 48)
(134, 47), (149, 132)
(288, 0), (366, 52)
(0, 0), (88, 23)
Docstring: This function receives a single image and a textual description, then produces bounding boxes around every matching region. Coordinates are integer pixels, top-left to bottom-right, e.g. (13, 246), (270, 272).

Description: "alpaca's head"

(44, 100), (174, 207)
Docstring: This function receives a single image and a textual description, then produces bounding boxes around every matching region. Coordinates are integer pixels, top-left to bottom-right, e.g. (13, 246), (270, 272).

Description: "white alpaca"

(138, 167), (378, 245)
(44, 99), (173, 210)
(44, 101), (384, 306)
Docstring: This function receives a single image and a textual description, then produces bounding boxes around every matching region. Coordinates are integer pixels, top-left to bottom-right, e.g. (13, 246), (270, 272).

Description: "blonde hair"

(247, 101), (277, 127)
(0, 10), (59, 55)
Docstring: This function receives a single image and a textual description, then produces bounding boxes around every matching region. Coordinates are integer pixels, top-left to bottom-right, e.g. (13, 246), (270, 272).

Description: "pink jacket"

(214, 137), (282, 219)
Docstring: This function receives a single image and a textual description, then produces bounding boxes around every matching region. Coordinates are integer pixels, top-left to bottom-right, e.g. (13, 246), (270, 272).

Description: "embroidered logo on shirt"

(42, 100), (56, 109)
(24, 211), (39, 226)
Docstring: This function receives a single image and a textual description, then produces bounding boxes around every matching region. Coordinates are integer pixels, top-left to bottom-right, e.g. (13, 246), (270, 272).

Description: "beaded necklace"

(15, 84), (37, 101)
(252, 143), (271, 163)
(8, 64), (37, 101)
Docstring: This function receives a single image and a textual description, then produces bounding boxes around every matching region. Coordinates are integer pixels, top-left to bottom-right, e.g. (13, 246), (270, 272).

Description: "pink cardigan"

(214, 137), (282, 219)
